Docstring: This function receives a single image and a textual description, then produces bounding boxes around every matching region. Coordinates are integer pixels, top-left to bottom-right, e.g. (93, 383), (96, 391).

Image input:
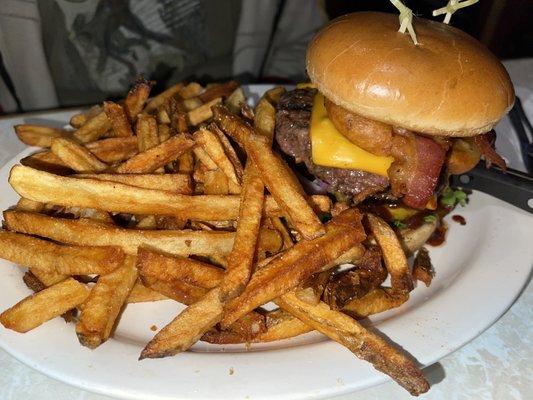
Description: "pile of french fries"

(1, 79), (429, 395)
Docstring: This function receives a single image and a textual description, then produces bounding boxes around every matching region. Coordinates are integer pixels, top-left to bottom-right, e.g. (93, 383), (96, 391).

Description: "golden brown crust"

(307, 12), (514, 136)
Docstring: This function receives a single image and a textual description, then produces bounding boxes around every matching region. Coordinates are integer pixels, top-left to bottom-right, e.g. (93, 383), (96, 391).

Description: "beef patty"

(275, 88), (389, 202)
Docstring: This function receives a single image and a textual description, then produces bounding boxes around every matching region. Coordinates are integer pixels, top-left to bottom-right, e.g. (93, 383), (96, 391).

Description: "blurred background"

(0, 0), (531, 114)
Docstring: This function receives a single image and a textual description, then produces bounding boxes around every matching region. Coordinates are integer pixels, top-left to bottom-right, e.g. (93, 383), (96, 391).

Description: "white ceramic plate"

(0, 85), (531, 400)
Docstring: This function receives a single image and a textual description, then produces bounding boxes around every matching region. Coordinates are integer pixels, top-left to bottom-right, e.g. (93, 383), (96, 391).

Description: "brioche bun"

(306, 12), (514, 137)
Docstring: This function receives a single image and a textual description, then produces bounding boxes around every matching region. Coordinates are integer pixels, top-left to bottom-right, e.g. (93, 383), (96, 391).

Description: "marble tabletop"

(0, 59), (532, 400)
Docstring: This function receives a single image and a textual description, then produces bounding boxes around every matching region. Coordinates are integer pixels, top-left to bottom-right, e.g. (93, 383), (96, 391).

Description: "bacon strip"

(473, 132), (507, 171)
(389, 133), (446, 209)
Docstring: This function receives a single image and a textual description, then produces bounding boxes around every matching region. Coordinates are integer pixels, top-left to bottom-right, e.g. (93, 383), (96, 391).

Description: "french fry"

(202, 169), (230, 194)
(199, 81), (239, 103)
(342, 287), (409, 319)
(70, 113), (87, 128)
(85, 137), (138, 162)
(144, 83), (183, 113)
(187, 97), (222, 126)
(0, 230), (124, 275)
(270, 216), (293, 249)
(275, 292), (429, 396)
(254, 97), (276, 141)
(73, 112), (111, 143)
(366, 214), (413, 292)
(76, 173), (192, 194)
(221, 209), (365, 328)
(157, 107), (171, 124)
(182, 98), (203, 111)
(115, 135), (193, 173)
(225, 87), (246, 114)
(193, 146), (218, 170)
(179, 82), (203, 99)
(136, 215), (157, 229)
(104, 101), (133, 137)
(16, 197), (44, 213)
(208, 123), (244, 181)
(155, 216), (187, 230)
(0, 278), (89, 333)
(256, 225), (283, 261)
(4, 211), (235, 257)
(177, 149), (194, 174)
(246, 133), (324, 240)
(136, 114), (159, 151)
(212, 105), (250, 148)
(265, 86), (285, 105)
(158, 123), (170, 142)
(76, 256), (138, 348)
(51, 137), (108, 172)
(140, 273), (208, 304)
(219, 162), (264, 300)
(194, 128), (240, 185)
(124, 78), (152, 122)
(30, 268), (67, 287)
(20, 151), (72, 175)
(127, 280), (169, 303)
(9, 165), (324, 221)
(140, 288), (223, 359)
(137, 248), (224, 289)
(14, 125), (66, 148)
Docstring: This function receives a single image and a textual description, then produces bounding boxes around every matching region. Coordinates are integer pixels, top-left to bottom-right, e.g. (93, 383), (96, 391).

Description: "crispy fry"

(187, 97), (222, 126)
(144, 83), (183, 113)
(177, 149), (194, 173)
(136, 114), (159, 151)
(264, 86), (286, 105)
(225, 87), (246, 114)
(137, 248), (224, 289)
(70, 113), (87, 128)
(212, 105), (250, 148)
(14, 125), (66, 148)
(203, 169), (230, 194)
(208, 123), (244, 181)
(199, 81), (239, 103)
(140, 288), (224, 359)
(275, 292), (429, 396)
(219, 162), (264, 300)
(73, 112), (111, 143)
(158, 123), (171, 143)
(0, 278), (89, 333)
(157, 107), (171, 124)
(0, 230), (124, 275)
(194, 128), (240, 185)
(366, 214), (413, 292)
(256, 225), (283, 261)
(127, 280), (169, 303)
(270, 216), (293, 249)
(179, 82), (203, 99)
(412, 247), (433, 287)
(193, 146), (218, 170)
(16, 197), (44, 213)
(247, 134), (324, 240)
(116, 135), (193, 173)
(136, 215), (157, 229)
(51, 137), (108, 172)
(76, 173), (192, 194)
(124, 78), (152, 122)
(76, 256), (138, 348)
(141, 275), (208, 304)
(85, 137), (138, 162)
(20, 151), (72, 175)
(29, 268), (67, 287)
(254, 98), (276, 141)
(342, 287), (409, 319)
(4, 211), (235, 257)
(104, 102), (133, 137)
(182, 98), (203, 111)
(155, 216), (187, 230)
(221, 209), (365, 328)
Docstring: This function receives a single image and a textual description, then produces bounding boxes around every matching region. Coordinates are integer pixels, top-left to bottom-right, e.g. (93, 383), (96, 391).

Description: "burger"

(275, 12), (514, 248)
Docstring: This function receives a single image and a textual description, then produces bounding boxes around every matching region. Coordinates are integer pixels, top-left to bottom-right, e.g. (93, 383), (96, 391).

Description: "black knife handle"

(450, 164), (533, 213)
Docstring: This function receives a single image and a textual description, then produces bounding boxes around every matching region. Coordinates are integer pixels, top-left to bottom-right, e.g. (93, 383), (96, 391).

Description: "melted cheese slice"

(310, 93), (393, 177)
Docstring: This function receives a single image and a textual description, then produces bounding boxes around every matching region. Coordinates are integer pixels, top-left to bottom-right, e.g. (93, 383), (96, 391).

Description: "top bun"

(306, 12), (514, 137)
